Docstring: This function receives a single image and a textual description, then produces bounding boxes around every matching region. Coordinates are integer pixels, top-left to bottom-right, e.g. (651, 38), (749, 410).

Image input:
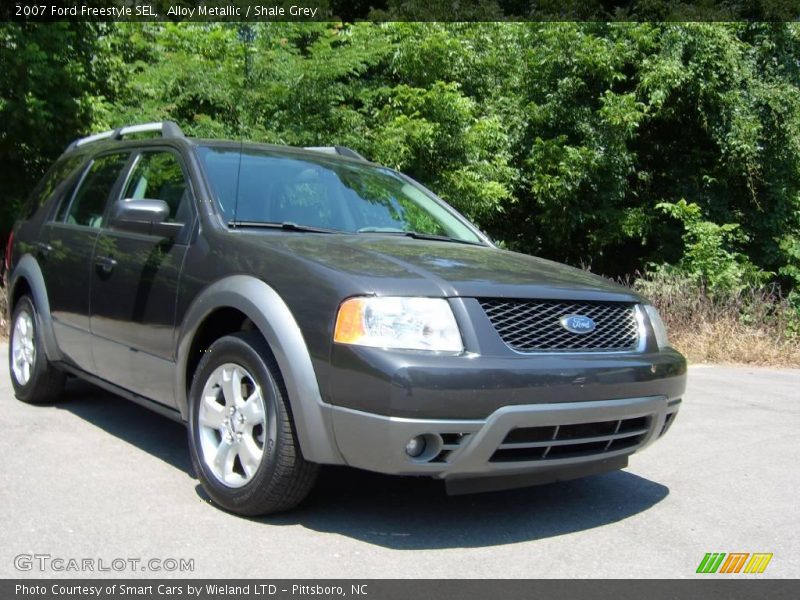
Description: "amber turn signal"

(333, 297), (367, 344)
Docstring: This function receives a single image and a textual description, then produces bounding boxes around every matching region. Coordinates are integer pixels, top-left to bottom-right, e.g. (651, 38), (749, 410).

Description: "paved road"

(0, 343), (797, 578)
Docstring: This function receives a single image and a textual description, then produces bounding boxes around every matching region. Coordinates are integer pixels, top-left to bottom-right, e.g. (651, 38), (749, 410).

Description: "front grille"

(479, 299), (640, 353)
(490, 416), (651, 463)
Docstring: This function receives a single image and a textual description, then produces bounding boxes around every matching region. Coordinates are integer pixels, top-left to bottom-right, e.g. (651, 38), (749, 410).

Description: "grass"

(633, 272), (800, 368)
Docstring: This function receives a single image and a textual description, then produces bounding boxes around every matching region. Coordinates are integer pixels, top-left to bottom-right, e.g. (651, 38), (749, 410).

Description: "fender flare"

(175, 275), (344, 465)
(8, 255), (62, 362)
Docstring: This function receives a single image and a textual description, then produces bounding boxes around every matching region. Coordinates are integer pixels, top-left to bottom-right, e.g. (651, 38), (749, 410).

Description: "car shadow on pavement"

(55, 379), (669, 550)
(55, 378), (192, 474)
(258, 466), (669, 550)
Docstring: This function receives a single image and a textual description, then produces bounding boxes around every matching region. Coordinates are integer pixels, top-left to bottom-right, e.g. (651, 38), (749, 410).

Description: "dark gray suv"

(6, 121), (686, 515)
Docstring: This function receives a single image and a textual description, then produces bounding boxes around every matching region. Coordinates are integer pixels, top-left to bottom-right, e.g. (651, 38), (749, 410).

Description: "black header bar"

(3, 0), (800, 22)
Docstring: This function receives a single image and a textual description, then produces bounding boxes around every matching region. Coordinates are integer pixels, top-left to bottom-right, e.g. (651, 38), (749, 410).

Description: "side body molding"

(175, 275), (345, 466)
(8, 254), (62, 362)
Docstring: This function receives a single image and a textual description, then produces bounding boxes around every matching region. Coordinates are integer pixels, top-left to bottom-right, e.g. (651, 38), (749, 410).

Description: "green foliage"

(3, 21), (800, 298)
(654, 199), (770, 294)
(0, 22), (118, 235)
(778, 235), (800, 286)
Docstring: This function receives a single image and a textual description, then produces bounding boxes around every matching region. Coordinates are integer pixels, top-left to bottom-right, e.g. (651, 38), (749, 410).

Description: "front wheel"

(9, 294), (66, 404)
(187, 332), (318, 516)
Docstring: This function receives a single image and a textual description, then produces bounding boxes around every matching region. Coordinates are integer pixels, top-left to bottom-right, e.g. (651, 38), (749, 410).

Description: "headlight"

(644, 304), (670, 349)
(334, 297), (463, 352)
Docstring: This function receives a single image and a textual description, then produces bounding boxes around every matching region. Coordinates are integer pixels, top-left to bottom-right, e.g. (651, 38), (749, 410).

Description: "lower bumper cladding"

(330, 395), (680, 487)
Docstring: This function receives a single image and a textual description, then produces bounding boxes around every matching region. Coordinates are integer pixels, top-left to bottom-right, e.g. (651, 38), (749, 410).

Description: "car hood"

(237, 232), (642, 302)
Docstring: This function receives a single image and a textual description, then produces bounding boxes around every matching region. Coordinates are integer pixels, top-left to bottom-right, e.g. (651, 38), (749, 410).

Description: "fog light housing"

(405, 435), (426, 458)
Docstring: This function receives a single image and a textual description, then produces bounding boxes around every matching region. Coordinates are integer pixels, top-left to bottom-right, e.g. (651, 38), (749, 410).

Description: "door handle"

(35, 242), (53, 255)
(94, 256), (117, 273)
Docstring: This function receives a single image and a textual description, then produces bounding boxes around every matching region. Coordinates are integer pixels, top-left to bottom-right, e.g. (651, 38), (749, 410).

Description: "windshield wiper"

(228, 221), (343, 234)
(356, 228), (484, 245)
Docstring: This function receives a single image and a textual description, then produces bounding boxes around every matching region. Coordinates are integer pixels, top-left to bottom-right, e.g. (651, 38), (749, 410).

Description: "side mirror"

(110, 199), (181, 238)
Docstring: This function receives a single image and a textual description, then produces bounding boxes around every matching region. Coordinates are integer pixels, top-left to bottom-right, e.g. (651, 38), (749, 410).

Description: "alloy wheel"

(11, 309), (36, 386)
(197, 363), (267, 488)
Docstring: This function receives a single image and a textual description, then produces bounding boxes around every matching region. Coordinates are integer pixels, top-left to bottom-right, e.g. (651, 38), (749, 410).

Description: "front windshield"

(197, 146), (483, 243)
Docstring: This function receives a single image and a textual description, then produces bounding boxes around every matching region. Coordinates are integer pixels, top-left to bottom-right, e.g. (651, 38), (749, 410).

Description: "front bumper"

(327, 344), (687, 419)
(330, 395), (680, 484)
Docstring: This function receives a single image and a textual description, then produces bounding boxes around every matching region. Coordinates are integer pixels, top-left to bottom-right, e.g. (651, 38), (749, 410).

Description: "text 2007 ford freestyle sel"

(6, 122), (686, 515)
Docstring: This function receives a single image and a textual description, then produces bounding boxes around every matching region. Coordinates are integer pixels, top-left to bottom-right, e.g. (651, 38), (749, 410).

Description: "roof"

(64, 121), (370, 163)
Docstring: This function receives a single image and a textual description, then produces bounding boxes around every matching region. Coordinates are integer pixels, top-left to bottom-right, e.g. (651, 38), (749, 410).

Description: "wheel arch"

(7, 255), (62, 362)
(176, 275), (343, 466)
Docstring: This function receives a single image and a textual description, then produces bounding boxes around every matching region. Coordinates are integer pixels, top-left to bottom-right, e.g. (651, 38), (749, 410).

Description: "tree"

(0, 22), (118, 236)
(3, 22), (800, 293)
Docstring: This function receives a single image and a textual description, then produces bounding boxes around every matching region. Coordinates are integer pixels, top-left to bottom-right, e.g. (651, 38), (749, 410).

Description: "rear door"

(39, 152), (131, 373)
(90, 148), (195, 406)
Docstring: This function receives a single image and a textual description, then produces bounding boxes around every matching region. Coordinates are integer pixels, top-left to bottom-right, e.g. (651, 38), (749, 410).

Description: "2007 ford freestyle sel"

(6, 122), (686, 515)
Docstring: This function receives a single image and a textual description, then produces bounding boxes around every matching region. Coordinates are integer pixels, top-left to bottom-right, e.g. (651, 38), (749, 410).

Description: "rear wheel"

(187, 332), (318, 516)
(9, 295), (66, 403)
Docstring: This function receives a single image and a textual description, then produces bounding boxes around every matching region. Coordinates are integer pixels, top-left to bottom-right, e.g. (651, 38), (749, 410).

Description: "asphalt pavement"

(1, 343), (797, 578)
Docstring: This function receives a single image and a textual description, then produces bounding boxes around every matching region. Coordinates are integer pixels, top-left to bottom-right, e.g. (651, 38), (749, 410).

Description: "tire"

(8, 294), (66, 404)
(187, 331), (318, 516)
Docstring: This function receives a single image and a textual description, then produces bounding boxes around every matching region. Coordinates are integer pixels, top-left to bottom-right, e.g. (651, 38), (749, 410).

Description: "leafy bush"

(635, 199), (799, 363)
(654, 199), (771, 295)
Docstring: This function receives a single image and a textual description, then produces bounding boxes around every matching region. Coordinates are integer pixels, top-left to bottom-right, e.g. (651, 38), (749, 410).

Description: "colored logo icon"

(559, 314), (596, 334)
(696, 552), (773, 574)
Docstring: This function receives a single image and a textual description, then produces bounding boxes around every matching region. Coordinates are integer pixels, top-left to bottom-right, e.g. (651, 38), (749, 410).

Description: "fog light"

(405, 435), (426, 458)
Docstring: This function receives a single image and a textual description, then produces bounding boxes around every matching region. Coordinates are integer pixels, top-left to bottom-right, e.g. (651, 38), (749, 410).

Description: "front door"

(90, 149), (195, 406)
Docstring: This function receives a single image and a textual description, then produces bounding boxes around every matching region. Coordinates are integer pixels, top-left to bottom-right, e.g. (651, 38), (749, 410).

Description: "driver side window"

(122, 151), (190, 223)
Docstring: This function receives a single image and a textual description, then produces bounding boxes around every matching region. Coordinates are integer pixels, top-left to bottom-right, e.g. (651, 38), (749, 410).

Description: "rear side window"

(62, 153), (129, 228)
(122, 151), (191, 223)
(25, 155), (87, 218)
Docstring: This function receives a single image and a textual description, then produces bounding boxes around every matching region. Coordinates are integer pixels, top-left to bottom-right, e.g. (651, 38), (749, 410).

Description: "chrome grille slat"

(479, 298), (640, 353)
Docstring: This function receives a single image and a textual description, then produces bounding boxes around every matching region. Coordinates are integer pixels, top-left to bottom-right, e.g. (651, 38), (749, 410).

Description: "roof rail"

(304, 145), (368, 161)
(66, 121), (184, 152)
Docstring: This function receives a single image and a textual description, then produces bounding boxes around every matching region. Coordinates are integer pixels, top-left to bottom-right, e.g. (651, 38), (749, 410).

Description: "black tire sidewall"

(9, 295), (46, 400)
(187, 333), (288, 512)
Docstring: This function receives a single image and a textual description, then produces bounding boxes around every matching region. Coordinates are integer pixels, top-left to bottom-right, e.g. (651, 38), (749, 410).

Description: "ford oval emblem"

(560, 314), (596, 334)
